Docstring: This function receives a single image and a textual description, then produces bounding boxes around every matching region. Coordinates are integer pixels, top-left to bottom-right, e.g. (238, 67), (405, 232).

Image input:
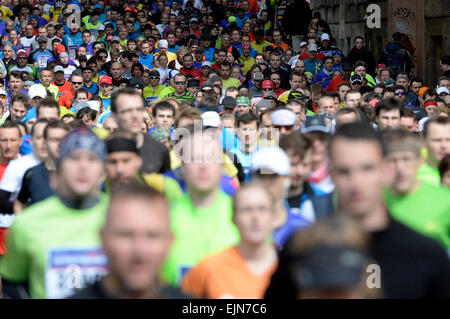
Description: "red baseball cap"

(377, 63), (386, 70)
(17, 49), (27, 57)
(56, 44), (66, 54)
(261, 80), (275, 89)
(99, 76), (112, 85)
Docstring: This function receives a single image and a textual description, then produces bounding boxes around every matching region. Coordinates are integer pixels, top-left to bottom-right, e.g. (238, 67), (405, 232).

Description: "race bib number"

(45, 247), (108, 299)
(0, 213), (14, 228)
(37, 55), (48, 69)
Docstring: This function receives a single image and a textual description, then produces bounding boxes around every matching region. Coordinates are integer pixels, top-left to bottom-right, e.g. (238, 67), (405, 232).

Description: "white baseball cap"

(436, 87), (449, 95)
(320, 33), (330, 41)
(271, 108), (296, 126)
(251, 147), (290, 176)
(28, 84), (47, 99)
(158, 39), (168, 49)
(0, 89), (7, 96)
(201, 111), (221, 128)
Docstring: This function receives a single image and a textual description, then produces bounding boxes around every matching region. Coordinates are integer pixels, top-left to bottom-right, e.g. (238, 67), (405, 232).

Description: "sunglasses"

(150, 76), (160, 80)
(72, 81), (83, 85)
(175, 81), (186, 85)
(262, 88), (273, 91)
(352, 81), (362, 85)
(395, 91), (405, 96)
(17, 57), (27, 59)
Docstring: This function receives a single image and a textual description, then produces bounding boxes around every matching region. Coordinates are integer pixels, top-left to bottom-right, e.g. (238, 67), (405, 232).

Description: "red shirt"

(300, 52), (325, 61)
(275, 88), (287, 98)
(180, 67), (202, 80)
(326, 76), (347, 93)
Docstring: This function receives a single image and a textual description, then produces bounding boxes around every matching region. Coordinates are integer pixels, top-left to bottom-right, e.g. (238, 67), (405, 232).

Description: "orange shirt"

(181, 246), (278, 299)
(52, 80), (73, 98)
(271, 42), (290, 52)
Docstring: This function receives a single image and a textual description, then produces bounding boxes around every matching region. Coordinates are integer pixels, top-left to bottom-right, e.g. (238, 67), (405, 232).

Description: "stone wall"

(309, 0), (450, 85)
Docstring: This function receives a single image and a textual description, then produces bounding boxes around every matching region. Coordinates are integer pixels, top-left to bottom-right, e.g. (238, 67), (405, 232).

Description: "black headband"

(106, 137), (139, 154)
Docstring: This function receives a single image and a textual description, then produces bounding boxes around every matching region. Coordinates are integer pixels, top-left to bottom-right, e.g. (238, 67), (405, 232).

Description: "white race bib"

(45, 247), (108, 299)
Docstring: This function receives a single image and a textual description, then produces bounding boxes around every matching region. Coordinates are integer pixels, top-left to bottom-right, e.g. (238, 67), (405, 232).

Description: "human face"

(221, 34), (230, 48)
(58, 150), (105, 198)
(439, 79), (450, 91)
(355, 66), (366, 78)
(380, 71), (390, 83)
(0, 127), (21, 161)
(173, 76), (187, 94)
(45, 127), (68, 160)
(71, 76), (83, 92)
(270, 55), (281, 70)
(115, 95), (145, 136)
(217, 51), (227, 64)
(286, 102), (304, 127)
(237, 121), (258, 147)
(3, 45), (13, 59)
(82, 32), (91, 44)
(319, 97), (336, 117)
(425, 123), (450, 162)
(306, 132), (329, 166)
(155, 109), (174, 130)
(25, 24), (34, 37)
(222, 118), (235, 132)
(270, 74), (281, 89)
(101, 196), (173, 298)
(236, 104), (251, 116)
(396, 78), (409, 89)
(345, 92), (361, 108)
(385, 151), (422, 194)
(220, 65), (231, 80)
(10, 101), (27, 121)
(82, 70), (93, 82)
(31, 122), (47, 160)
(111, 63), (123, 79)
(400, 117), (416, 132)
(17, 55), (28, 67)
(233, 186), (275, 245)
(76, 93), (88, 103)
(182, 55), (193, 69)
(324, 59), (333, 72)
(330, 138), (385, 218)
(101, 84), (112, 96)
(287, 149), (313, 189)
(103, 116), (119, 134)
(355, 38), (364, 50)
(106, 151), (143, 185)
(273, 31), (282, 44)
(54, 71), (65, 83)
(377, 109), (401, 130)
(182, 134), (223, 192)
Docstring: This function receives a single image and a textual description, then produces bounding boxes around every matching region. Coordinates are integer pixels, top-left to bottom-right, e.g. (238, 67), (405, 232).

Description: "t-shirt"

(417, 162), (440, 187)
(181, 246), (277, 299)
(0, 194), (109, 299)
(17, 163), (54, 206)
(222, 77), (242, 90)
(160, 191), (240, 286)
(0, 153), (40, 194)
(385, 183), (450, 250)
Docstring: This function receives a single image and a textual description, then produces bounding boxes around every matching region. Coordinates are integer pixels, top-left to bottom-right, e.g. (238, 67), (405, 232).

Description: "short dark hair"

(423, 115), (450, 139)
(440, 55), (450, 66)
(438, 154), (450, 182)
(110, 87), (143, 113)
(76, 107), (97, 121)
(10, 92), (29, 107)
(375, 97), (403, 117)
(43, 120), (70, 140)
(237, 112), (258, 128)
(152, 100), (176, 117)
(8, 70), (23, 81)
(0, 120), (22, 137)
(37, 98), (60, 118)
(330, 122), (386, 157)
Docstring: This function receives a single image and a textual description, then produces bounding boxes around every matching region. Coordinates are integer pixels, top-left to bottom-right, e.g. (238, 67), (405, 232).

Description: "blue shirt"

(139, 53), (154, 70)
(63, 32), (83, 59)
(31, 49), (54, 71)
(204, 47), (215, 62)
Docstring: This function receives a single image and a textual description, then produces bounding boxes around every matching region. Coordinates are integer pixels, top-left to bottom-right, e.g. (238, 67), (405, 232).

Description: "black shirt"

(68, 280), (191, 299)
(139, 133), (171, 174)
(17, 163), (53, 206)
(264, 215), (450, 299)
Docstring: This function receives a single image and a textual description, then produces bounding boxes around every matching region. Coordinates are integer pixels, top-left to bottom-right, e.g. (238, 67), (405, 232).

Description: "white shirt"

(0, 153), (40, 195)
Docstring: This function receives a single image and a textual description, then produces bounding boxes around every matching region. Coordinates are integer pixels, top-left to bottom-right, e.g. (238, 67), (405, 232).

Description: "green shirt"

(167, 91), (195, 102)
(238, 55), (255, 75)
(0, 194), (109, 299)
(160, 190), (240, 286)
(222, 77), (242, 90)
(385, 183), (450, 250)
(251, 40), (272, 54)
(417, 162), (440, 187)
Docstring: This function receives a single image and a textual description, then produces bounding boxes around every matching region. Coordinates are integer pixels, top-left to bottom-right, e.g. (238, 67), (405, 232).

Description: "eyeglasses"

(72, 82), (83, 85)
(175, 81), (186, 85)
(17, 57), (27, 59)
(262, 88), (272, 91)
(395, 91), (405, 96)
